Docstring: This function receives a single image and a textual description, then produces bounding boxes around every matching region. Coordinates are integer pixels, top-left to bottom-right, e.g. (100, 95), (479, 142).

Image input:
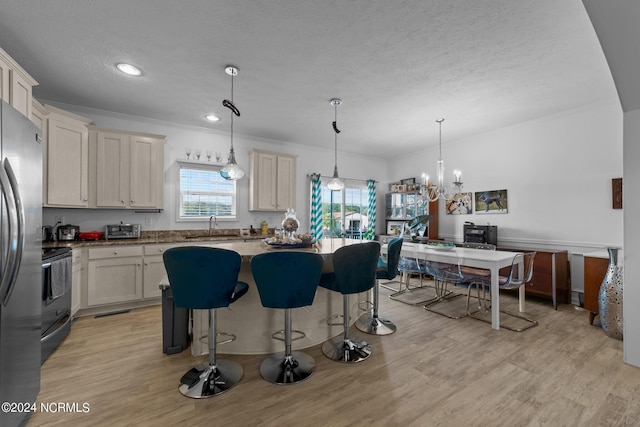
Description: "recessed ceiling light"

(116, 63), (142, 76)
(205, 114), (220, 122)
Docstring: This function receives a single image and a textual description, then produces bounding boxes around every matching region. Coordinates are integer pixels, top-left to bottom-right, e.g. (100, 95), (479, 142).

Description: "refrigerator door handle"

(0, 157), (24, 306)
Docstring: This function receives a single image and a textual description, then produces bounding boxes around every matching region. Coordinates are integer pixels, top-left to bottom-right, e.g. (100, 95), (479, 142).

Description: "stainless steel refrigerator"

(0, 101), (42, 427)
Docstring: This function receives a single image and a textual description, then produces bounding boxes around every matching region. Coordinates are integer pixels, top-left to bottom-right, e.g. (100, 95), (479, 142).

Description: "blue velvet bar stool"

(251, 251), (324, 385)
(163, 247), (249, 398)
(320, 241), (380, 362)
(355, 236), (401, 335)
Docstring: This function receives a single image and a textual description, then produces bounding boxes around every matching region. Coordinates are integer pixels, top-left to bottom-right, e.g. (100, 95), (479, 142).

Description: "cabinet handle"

(121, 200), (125, 203)
(113, 251), (118, 255)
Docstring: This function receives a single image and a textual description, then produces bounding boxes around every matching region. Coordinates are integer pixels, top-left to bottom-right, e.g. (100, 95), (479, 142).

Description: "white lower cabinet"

(71, 248), (82, 316)
(142, 244), (173, 299)
(87, 246), (143, 306)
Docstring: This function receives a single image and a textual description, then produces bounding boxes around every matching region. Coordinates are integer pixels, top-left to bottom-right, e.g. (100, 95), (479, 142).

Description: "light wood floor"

(29, 279), (640, 427)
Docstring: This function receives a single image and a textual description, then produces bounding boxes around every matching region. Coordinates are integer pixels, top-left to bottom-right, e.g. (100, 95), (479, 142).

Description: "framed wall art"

(445, 192), (472, 215)
(612, 178), (622, 209)
(474, 189), (508, 214)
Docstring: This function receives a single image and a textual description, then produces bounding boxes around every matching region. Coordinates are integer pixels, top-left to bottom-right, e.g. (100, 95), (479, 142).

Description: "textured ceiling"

(0, 0), (617, 157)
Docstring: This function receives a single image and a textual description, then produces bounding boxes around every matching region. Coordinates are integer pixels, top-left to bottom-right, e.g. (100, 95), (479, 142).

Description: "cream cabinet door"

(9, 69), (32, 118)
(0, 48), (37, 119)
(95, 130), (129, 207)
(130, 135), (163, 208)
(46, 110), (90, 207)
(249, 150), (297, 211)
(143, 255), (165, 299)
(254, 151), (277, 210)
(276, 155), (296, 210)
(87, 256), (143, 306)
(90, 127), (164, 209)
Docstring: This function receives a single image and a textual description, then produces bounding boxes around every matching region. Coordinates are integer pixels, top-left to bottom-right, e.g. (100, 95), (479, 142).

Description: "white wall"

(42, 103), (390, 234)
(623, 108), (640, 366)
(387, 99), (623, 254)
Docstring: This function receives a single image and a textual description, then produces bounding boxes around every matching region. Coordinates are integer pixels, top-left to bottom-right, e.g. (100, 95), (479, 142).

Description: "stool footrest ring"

(326, 313), (344, 326)
(199, 331), (237, 346)
(358, 300), (373, 312)
(271, 329), (306, 342)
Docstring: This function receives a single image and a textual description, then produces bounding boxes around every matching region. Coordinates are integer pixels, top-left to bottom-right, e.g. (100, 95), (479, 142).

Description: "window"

(319, 179), (369, 238)
(178, 163), (236, 220)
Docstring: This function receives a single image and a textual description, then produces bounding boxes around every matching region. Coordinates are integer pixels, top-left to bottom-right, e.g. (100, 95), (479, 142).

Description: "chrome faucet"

(209, 216), (217, 235)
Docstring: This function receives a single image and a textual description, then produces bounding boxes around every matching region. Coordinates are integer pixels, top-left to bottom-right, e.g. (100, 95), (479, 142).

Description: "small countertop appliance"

(56, 224), (80, 241)
(105, 224), (141, 240)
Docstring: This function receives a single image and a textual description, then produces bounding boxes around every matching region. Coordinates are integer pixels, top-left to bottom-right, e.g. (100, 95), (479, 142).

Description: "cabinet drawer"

(72, 248), (83, 263)
(143, 244), (176, 256)
(89, 246), (143, 259)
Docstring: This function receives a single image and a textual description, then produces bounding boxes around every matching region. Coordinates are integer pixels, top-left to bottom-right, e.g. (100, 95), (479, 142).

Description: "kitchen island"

(161, 238), (372, 356)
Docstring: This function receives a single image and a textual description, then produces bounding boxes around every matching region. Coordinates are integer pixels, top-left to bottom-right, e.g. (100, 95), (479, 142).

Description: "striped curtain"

(310, 173), (323, 241)
(364, 179), (376, 240)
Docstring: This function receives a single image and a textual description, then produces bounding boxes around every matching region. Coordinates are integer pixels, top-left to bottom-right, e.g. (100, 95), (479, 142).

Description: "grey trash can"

(160, 283), (190, 354)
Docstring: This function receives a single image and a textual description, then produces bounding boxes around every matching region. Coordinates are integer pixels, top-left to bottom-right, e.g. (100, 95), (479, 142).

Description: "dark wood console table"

(498, 248), (569, 309)
(583, 252), (609, 324)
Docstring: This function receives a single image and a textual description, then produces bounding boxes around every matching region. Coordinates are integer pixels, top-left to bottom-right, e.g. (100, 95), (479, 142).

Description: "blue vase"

(598, 247), (623, 340)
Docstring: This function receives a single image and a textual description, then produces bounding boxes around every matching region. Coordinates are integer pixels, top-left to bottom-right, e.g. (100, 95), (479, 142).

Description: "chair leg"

(380, 271), (403, 292)
(465, 281), (487, 316)
(423, 278), (467, 319)
(259, 308), (316, 385)
(178, 308), (243, 398)
(390, 273), (439, 305)
(355, 279), (397, 335)
(468, 287), (538, 331)
(322, 295), (371, 362)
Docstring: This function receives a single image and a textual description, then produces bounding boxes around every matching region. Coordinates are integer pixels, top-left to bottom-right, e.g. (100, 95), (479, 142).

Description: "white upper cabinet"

(0, 46), (38, 119)
(89, 126), (165, 209)
(44, 105), (91, 207)
(30, 98), (48, 131)
(249, 149), (297, 211)
(130, 134), (164, 208)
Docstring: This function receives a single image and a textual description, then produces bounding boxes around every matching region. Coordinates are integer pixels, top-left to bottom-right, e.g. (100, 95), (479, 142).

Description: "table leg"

(518, 257), (525, 313)
(491, 267), (500, 330)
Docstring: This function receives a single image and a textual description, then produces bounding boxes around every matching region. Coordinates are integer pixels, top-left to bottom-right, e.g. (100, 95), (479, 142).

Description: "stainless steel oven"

(41, 247), (72, 364)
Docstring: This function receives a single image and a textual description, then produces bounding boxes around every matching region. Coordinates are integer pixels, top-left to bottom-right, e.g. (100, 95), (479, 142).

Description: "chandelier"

(220, 65), (244, 180)
(420, 118), (463, 202)
(327, 98), (345, 191)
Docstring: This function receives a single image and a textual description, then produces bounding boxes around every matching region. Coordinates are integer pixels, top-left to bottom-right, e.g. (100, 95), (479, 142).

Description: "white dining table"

(383, 242), (524, 330)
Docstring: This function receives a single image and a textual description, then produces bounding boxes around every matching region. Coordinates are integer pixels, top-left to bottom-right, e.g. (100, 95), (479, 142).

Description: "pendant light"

(220, 65), (244, 180)
(327, 98), (345, 191)
(420, 118), (463, 201)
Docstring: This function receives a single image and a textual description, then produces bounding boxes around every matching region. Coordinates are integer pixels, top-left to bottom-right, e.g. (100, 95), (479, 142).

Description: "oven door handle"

(0, 158), (23, 306)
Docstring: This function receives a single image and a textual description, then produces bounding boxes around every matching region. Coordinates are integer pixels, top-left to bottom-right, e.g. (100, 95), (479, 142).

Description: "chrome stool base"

(322, 336), (371, 363)
(178, 360), (243, 398)
(259, 351), (315, 385)
(354, 313), (397, 335)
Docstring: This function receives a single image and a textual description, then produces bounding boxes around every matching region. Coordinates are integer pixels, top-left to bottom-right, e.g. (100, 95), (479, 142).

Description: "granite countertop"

(42, 229), (274, 249)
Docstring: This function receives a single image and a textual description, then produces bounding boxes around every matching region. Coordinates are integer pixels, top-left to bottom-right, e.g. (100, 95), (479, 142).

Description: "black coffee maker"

(42, 225), (55, 242)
